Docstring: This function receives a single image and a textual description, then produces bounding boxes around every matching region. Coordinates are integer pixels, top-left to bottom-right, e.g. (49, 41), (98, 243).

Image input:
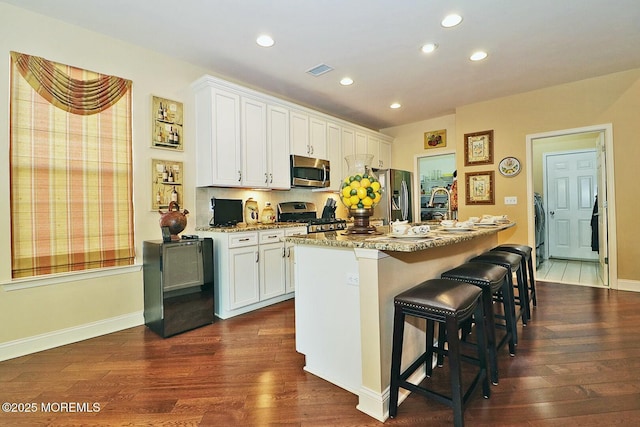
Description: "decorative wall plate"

(498, 156), (521, 177)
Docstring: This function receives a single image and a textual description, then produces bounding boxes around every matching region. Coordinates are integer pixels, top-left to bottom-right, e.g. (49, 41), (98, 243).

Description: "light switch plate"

(504, 196), (518, 205)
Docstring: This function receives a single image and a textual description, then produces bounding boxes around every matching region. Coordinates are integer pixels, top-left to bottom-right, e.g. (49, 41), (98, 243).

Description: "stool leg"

(473, 301), (491, 399)
(527, 255), (537, 306)
(480, 288), (499, 385)
(500, 277), (517, 356)
(436, 322), (446, 368)
(389, 307), (405, 418)
(445, 316), (465, 427)
(516, 266), (530, 324)
(426, 319), (435, 377)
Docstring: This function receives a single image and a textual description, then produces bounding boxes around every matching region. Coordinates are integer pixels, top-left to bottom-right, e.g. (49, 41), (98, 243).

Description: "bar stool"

(492, 244), (537, 311)
(441, 262), (515, 385)
(389, 279), (490, 427)
(470, 250), (528, 339)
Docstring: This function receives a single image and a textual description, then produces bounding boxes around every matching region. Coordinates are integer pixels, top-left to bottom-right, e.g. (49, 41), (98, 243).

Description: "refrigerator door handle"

(400, 180), (409, 220)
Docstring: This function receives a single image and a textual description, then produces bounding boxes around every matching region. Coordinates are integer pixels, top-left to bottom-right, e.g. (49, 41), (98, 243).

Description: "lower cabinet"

(201, 227), (306, 319)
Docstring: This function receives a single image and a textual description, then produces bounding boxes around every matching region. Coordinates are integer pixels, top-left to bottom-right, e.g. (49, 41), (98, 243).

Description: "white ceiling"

(5, 0), (640, 130)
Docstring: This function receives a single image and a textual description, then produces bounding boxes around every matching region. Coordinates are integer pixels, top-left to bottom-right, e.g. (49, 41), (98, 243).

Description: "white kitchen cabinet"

(241, 97), (268, 188)
(290, 110), (310, 157)
(327, 121), (342, 185)
(259, 230), (286, 300)
(284, 227), (308, 294)
(193, 76), (290, 189)
(194, 84), (242, 187)
(379, 140), (391, 169)
(342, 127), (356, 176)
(355, 131), (368, 155)
(267, 105), (291, 189)
(367, 135), (380, 167)
(201, 228), (304, 319)
(309, 116), (328, 159)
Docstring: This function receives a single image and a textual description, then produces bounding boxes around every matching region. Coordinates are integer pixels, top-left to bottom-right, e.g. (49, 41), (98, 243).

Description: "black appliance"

(143, 238), (214, 338)
(277, 201), (347, 233)
(290, 155), (330, 188)
(209, 198), (243, 227)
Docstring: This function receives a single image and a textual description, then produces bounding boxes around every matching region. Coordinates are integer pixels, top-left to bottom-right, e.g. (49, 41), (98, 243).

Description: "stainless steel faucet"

(428, 187), (451, 220)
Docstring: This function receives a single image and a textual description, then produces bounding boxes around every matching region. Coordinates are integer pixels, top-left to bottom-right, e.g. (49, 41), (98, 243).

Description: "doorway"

(526, 124), (617, 289)
(415, 152), (456, 222)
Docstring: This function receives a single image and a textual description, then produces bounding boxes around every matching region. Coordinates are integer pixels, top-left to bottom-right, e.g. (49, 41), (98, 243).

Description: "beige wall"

(384, 70), (640, 283)
(0, 4), (211, 345)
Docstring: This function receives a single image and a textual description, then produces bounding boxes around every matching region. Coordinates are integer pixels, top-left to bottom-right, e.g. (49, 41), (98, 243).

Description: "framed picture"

(152, 159), (183, 210)
(465, 171), (495, 205)
(424, 129), (446, 149)
(464, 130), (493, 166)
(152, 95), (183, 151)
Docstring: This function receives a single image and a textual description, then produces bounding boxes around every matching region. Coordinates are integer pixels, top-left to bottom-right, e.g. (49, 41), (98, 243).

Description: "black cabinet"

(143, 238), (214, 337)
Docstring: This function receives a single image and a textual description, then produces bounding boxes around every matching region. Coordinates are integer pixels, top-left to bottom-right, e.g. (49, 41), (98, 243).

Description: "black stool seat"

(470, 250), (527, 339)
(441, 262), (515, 385)
(492, 244), (537, 309)
(390, 279), (490, 427)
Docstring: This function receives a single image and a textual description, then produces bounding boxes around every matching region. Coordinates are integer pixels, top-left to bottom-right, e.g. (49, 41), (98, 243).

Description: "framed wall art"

(424, 129), (447, 149)
(152, 95), (183, 151)
(464, 130), (493, 166)
(465, 170), (495, 205)
(152, 159), (183, 210)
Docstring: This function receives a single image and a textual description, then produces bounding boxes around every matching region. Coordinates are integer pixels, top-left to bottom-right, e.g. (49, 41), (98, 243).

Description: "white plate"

(441, 227), (475, 232)
(386, 233), (431, 239)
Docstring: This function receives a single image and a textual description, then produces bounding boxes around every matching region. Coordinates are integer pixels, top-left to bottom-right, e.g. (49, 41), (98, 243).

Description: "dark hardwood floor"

(2, 281), (640, 426)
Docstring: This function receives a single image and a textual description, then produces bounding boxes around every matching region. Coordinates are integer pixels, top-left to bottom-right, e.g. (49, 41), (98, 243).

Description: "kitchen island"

(285, 223), (515, 422)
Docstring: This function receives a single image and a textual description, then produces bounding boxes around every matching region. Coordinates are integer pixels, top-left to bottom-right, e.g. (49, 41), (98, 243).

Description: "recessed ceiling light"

(441, 14), (463, 28)
(421, 43), (438, 54)
(470, 51), (488, 61)
(390, 103), (401, 109)
(340, 77), (354, 86)
(256, 35), (275, 47)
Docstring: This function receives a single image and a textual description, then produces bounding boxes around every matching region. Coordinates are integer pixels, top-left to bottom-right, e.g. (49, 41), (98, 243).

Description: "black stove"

(277, 201), (347, 233)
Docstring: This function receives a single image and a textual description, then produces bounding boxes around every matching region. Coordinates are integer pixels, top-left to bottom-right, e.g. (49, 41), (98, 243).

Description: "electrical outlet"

(346, 273), (359, 286)
(504, 196), (518, 205)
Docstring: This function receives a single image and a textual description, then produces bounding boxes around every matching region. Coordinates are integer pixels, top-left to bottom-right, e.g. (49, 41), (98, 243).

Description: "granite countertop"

(284, 222), (515, 252)
(196, 222), (308, 233)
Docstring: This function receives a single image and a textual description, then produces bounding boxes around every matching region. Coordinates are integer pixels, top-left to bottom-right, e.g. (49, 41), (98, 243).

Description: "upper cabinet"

(192, 77), (290, 189)
(192, 75), (391, 188)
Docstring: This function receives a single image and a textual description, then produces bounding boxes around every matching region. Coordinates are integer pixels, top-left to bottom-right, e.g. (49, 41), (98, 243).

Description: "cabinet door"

(367, 135), (380, 168)
(355, 131), (368, 156)
(228, 246), (260, 310)
(342, 127), (355, 177)
(267, 105), (291, 189)
(284, 227), (306, 294)
(327, 121), (342, 184)
(290, 111), (310, 156)
(309, 116), (327, 160)
(379, 140), (392, 169)
(195, 86), (242, 187)
(241, 97), (268, 188)
(260, 242), (286, 300)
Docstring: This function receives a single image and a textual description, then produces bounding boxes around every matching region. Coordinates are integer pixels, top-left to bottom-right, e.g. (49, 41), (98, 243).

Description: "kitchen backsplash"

(195, 187), (345, 227)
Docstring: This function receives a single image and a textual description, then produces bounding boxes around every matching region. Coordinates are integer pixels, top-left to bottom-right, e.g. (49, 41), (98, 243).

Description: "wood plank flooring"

(2, 281), (640, 426)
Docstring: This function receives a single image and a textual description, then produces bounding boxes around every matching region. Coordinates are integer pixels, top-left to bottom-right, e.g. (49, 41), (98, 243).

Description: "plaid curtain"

(10, 52), (135, 278)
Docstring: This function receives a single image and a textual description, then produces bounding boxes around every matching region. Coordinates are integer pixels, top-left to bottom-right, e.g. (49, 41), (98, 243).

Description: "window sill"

(1, 264), (143, 292)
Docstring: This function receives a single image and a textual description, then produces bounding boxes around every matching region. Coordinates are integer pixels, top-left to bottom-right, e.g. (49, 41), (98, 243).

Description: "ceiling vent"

(306, 63), (334, 77)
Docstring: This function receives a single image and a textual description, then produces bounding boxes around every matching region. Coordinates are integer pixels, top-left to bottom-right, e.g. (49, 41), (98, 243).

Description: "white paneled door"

(545, 150), (598, 261)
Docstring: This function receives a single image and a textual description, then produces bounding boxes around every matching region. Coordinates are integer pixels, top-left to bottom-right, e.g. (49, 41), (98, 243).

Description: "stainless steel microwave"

(290, 155), (330, 188)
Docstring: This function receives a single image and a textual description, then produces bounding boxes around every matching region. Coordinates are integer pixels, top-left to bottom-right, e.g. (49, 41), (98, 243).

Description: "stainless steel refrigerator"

(373, 168), (413, 225)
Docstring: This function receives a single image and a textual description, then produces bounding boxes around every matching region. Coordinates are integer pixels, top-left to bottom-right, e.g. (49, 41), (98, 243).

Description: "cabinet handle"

(310, 145), (314, 155)
(269, 173), (273, 183)
(266, 234), (278, 239)
(238, 171), (242, 182)
(239, 238), (250, 242)
(256, 252), (259, 263)
(286, 247), (291, 257)
(282, 247), (286, 258)
(265, 173), (268, 184)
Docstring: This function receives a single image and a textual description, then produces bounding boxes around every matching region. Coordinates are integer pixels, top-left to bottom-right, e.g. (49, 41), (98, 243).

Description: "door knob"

(550, 211), (555, 216)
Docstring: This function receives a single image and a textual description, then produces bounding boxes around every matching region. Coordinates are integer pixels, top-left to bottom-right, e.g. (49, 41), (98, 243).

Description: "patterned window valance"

(10, 51), (132, 115)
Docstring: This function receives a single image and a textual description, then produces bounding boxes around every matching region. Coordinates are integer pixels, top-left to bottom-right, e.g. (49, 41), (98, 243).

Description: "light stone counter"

(195, 222), (306, 233)
(288, 222), (515, 422)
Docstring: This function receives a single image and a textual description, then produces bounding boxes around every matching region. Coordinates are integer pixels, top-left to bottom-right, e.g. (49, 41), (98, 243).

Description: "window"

(10, 52), (134, 278)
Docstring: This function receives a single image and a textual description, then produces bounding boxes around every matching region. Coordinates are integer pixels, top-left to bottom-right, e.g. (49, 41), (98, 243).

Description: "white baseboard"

(617, 278), (640, 292)
(0, 311), (144, 362)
